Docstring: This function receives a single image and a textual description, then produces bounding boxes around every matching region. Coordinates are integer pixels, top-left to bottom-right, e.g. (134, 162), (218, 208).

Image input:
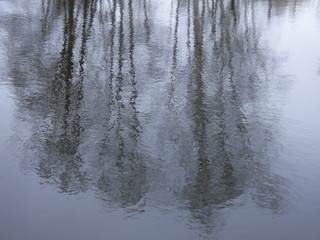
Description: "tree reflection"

(94, 0), (147, 209)
(5, 0), (304, 237)
(37, 0), (98, 193)
(180, 0), (285, 234)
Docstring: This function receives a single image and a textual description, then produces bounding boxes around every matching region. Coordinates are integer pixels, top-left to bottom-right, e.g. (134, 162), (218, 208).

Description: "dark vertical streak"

(109, 0), (117, 100)
(168, 0), (180, 106)
(128, 0), (140, 140)
(143, 0), (151, 42)
(230, 0), (237, 24)
(187, 0), (191, 55)
(268, 0), (273, 20)
(115, 0), (125, 164)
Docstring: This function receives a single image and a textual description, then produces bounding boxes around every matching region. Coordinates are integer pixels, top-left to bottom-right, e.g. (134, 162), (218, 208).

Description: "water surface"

(0, 0), (320, 239)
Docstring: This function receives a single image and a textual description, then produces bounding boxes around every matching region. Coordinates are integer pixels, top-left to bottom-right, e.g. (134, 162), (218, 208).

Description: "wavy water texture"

(1, 0), (318, 238)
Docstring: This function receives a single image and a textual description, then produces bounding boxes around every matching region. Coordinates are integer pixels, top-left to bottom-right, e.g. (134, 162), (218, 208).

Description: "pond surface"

(0, 0), (320, 239)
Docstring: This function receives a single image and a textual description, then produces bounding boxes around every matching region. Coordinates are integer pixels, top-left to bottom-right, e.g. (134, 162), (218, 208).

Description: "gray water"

(0, 0), (320, 239)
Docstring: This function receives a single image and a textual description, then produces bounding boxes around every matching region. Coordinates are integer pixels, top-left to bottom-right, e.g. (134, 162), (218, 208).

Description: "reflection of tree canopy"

(4, 0), (303, 237)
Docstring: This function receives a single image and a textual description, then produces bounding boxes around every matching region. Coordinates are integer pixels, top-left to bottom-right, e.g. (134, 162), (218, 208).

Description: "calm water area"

(0, 0), (320, 239)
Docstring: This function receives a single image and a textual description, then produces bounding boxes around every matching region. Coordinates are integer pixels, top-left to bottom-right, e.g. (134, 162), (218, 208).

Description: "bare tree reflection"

(95, 0), (147, 210)
(4, 0), (308, 237)
(37, 0), (98, 193)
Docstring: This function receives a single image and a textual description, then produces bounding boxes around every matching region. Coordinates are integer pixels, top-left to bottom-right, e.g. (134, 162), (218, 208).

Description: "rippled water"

(0, 0), (320, 239)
